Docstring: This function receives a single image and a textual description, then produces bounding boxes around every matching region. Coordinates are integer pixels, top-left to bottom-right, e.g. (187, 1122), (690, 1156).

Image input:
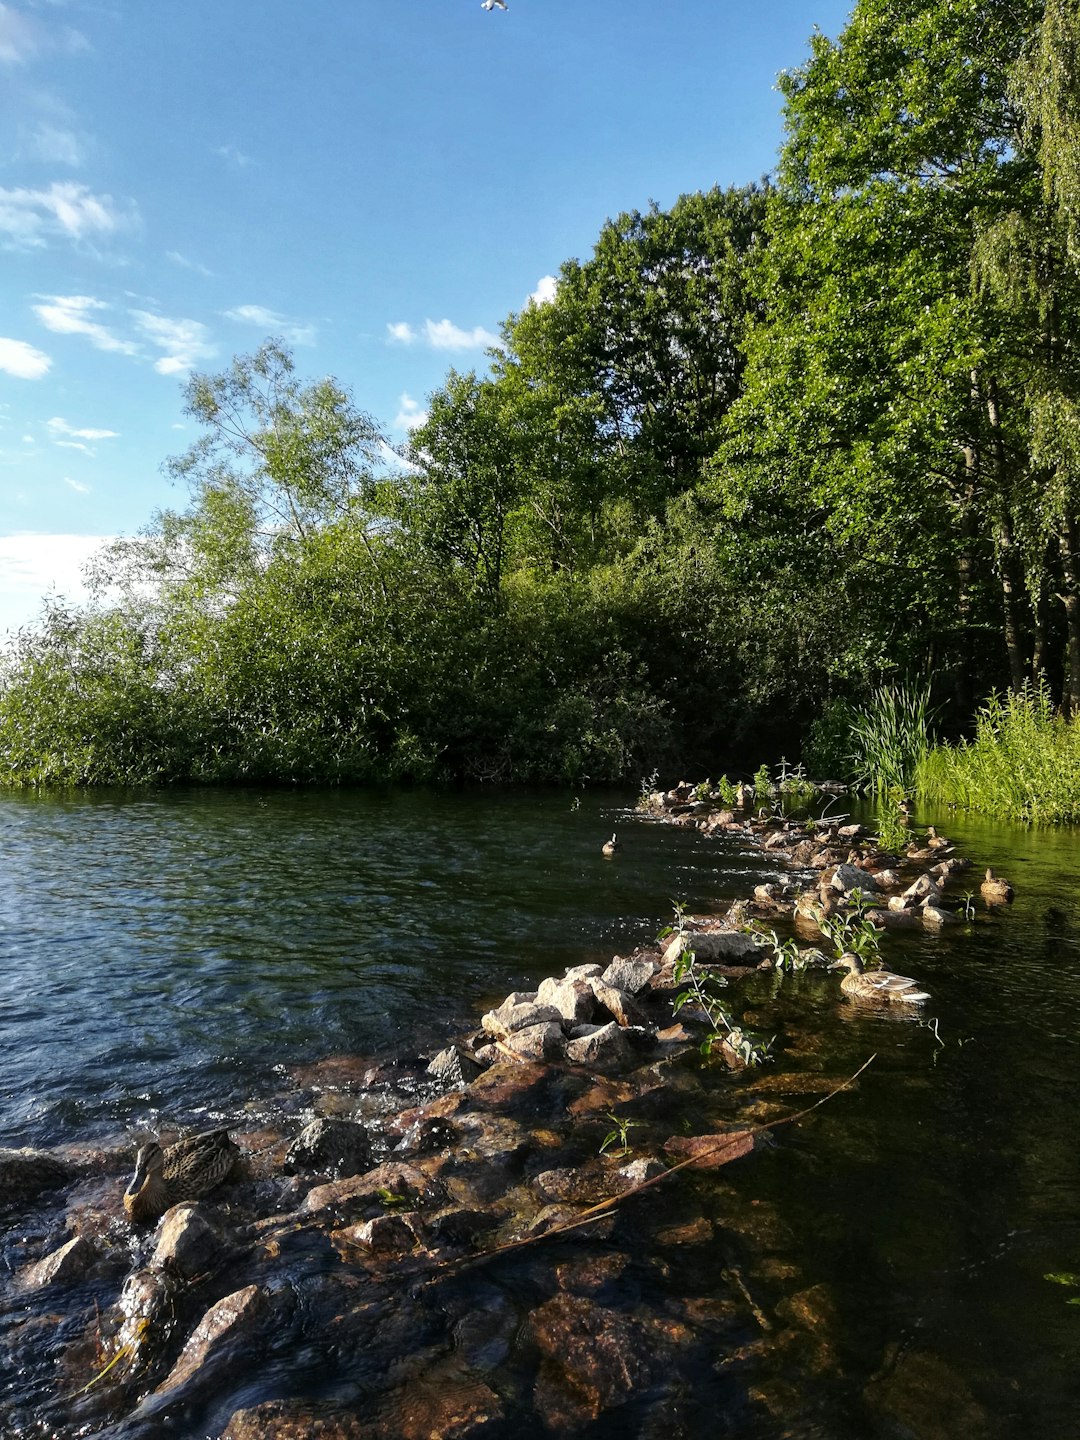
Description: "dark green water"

(2, 786), (1079, 1436)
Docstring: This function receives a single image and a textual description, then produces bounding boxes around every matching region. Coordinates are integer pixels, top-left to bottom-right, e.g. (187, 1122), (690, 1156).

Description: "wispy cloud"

(167, 249), (213, 278)
(64, 476), (90, 493)
(394, 392), (428, 432)
(33, 293), (138, 354)
(131, 310), (215, 375)
(214, 143), (252, 168)
(0, 181), (137, 250)
(386, 318), (500, 351)
(528, 274), (557, 306)
(0, 335), (51, 378)
(54, 438), (92, 453)
(0, 3), (37, 64)
(47, 416), (118, 441)
(17, 120), (86, 165)
(224, 303), (316, 346)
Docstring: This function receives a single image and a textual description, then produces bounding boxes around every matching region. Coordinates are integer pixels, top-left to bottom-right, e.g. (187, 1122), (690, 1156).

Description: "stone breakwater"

(0, 788), (997, 1440)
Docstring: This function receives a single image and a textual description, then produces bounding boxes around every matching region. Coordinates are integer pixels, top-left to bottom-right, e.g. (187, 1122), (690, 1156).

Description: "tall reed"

(915, 682), (1080, 823)
(847, 682), (936, 798)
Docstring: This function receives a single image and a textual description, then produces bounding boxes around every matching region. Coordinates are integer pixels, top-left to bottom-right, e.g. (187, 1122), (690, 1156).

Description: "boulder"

(335, 1212), (420, 1253)
(283, 1117), (372, 1179)
(660, 928), (759, 967)
(599, 955), (659, 995)
(588, 978), (649, 1028)
(536, 975), (597, 1025)
(155, 1284), (271, 1397)
(830, 863), (877, 894)
(480, 994), (563, 1038)
(501, 1021), (565, 1061)
(922, 905), (960, 928)
(0, 1148), (72, 1208)
(18, 1234), (97, 1290)
(152, 1203), (225, 1279)
(427, 1046), (485, 1089)
(903, 874), (942, 905)
(565, 1022), (634, 1069)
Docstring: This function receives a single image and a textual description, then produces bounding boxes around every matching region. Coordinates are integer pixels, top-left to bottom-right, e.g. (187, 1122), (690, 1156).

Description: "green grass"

(915, 682), (1080, 824)
(847, 682), (936, 798)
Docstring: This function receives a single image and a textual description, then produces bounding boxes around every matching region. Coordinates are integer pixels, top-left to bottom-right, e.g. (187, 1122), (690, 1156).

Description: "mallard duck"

(123, 1129), (239, 1224)
(980, 868), (1014, 905)
(831, 952), (930, 1004)
(601, 834), (620, 856)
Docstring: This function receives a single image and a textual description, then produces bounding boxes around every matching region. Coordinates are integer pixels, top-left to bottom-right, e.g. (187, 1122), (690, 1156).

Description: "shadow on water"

(1, 787), (1080, 1435)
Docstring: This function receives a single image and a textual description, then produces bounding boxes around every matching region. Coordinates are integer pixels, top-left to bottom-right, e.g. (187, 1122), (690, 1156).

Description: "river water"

(2, 785), (1079, 1436)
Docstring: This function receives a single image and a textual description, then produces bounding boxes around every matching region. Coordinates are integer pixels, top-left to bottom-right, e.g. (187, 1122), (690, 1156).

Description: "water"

(2, 786), (1080, 1436)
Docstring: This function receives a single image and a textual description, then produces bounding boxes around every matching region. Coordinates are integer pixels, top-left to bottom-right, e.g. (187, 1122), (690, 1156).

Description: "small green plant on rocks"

(672, 946), (773, 1064)
(752, 927), (809, 971)
(815, 888), (883, 961)
(599, 1112), (641, 1157)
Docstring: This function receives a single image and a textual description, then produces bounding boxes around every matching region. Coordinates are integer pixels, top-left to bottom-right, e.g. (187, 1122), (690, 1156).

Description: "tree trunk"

(1059, 514), (1080, 714)
(984, 379), (1026, 692)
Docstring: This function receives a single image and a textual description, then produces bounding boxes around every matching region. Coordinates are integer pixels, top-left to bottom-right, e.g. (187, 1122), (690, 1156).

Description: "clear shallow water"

(2, 786), (1080, 1436)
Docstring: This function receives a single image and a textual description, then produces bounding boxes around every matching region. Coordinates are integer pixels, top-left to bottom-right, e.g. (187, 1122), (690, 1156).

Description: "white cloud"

(387, 318), (500, 351)
(33, 294), (138, 354)
(528, 274), (557, 306)
(423, 318), (500, 350)
(394, 392), (428, 432)
(0, 336), (51, 378)
(224, 303), (316, 346)
(167, 249), (213, 278)
(130, 310), (215, 375)
(214, 143), (252, 168)
(54, 439), (92, 453)
(47, 416), (118, 441)
(0, 531), (111, 636)
(64, 476), (90, 493)
(18, 121), (85, 166)
(0, 3), (37, 64)
(0, 181), (137, 249)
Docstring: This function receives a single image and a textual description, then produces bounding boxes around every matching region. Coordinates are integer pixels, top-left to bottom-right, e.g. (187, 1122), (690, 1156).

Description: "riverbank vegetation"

(3, 0), (1080, 796)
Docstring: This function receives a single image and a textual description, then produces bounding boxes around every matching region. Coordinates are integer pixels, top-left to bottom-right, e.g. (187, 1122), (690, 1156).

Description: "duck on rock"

(123, 1129), (239, 1224)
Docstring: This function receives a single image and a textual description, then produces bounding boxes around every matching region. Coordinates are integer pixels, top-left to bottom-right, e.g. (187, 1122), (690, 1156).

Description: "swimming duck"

(601, 834), (620, 856)
(980, 868), (1014, 905)
(831, 952), (930, 1004)
(123, 1129), (240, 1224)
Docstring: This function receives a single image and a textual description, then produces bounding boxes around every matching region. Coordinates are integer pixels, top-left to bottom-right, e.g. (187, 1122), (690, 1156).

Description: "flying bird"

(481, 1), (508, 10)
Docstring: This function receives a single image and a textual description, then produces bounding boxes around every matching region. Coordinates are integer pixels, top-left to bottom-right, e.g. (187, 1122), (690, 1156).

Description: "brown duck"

(832, 952), (930, 1004)
(980, 868), (1014, 905)
(123, 1129), (239, 1224)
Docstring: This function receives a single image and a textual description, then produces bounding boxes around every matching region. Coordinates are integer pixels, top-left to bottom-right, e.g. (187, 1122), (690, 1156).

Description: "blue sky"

(0, 0), (852, 636)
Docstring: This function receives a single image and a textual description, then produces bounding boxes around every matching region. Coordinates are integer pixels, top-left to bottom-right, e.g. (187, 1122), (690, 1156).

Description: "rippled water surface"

(3, 786), (1080, 1437)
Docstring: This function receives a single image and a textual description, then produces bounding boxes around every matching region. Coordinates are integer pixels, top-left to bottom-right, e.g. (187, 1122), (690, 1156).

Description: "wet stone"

(283, 1117), (372, 1179)
(588, 977), (649, 1028)
(154, 1283), (272, 1397)
(335, 1211), (420, 1253)
(222, 1400), (367, 1438)
(534, 1167), (618, 1205)
(555, 1252), (630, 1295)
(151, 1202), (225, 1279)
(480, 993), (562, 1038)
(18, 1233), (97, 1290)
(427, 1046), (485, 1089)
(0, 1148), (73, 1208)
(301, 1161), (441, 1218)
(655, 1216), (714, 1246)
(663, 1129), (755, 1170)
(565, 1021), (634, 1068)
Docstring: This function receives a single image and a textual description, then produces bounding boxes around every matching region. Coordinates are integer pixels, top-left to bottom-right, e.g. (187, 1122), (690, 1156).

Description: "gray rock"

(338, 1212), (420, 1253)
(903, 873), (942, 905)
(830, 863), (878, 894)
(19, 1234), (97, 1290)
(565, 1021), (633, 1068)
(600, 956), (659, 995)
(427, 1046), (484, 1089)
(536, 975), (597, 1025)
(615, 1157), (666, 1187)
(660, 928), (759, 966)
(922, 905), (961, 928)
(563, 963), (604, 982)
(588, 978), (649, 1028)
(283, 1117), (372, 1179)
(0, 1148), (72, 1207)
(152, 1203), (224, 1279)
(481, 994), (563, 1038)
(502, 1020), (565, 1061)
